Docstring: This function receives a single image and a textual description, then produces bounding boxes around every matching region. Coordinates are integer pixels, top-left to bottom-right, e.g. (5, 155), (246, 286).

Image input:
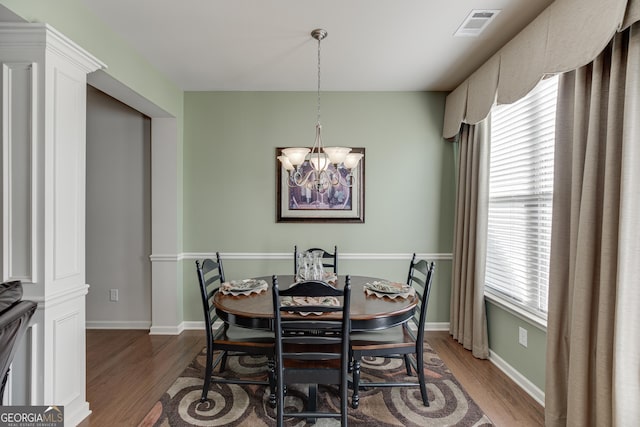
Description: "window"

(486, 75), (559, 323)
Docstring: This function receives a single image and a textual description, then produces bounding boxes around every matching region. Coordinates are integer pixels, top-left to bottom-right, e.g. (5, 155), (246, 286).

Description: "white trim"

(88, 70), (173, 118)
(407, 322), (451, 332)
(86, 321), (152, 330)
(2, 62), (12, 282)
(182, 321), (206, 330)
(29, 322), (38, 405)
(485, 292), (547, 331)
(489, 349), (545, 406)
(345, 253), (453, 261)
(190, 252), (290, 260)
(0, 24), (106, 73)
(29, 61), (38, 285)
(2, 62), (39, 283)
(149, 253), (180, 262)
(149, 323), (184, 335)
(171, 252), (453, 262)
(26, 284), (89, 309)
(425, 322), (450, 331)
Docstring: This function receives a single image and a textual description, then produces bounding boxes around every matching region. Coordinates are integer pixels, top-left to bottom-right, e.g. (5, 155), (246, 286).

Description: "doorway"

(85, 85), (152, 329)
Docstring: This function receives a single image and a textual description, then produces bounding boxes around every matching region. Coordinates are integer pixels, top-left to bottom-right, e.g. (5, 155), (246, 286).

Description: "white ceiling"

(80, 0), (552, 92)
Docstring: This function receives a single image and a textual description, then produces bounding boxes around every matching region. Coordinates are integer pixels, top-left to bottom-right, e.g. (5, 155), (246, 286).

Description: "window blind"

(486, 75), (558, 321)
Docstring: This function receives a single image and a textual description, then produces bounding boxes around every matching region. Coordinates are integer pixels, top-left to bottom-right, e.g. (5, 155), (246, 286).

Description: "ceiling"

(44, 1), (556, 91)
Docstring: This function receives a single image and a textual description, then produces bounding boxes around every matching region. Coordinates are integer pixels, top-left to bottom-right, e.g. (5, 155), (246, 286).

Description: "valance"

(443, 0), (637, 139)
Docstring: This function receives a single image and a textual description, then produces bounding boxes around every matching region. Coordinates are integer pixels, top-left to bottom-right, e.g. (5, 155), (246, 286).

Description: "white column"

(0, 23), (105, 425)
(149, 118), (182, 334)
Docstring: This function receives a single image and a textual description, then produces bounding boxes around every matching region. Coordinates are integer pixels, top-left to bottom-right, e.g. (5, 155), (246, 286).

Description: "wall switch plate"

(518, 326), (528, 347)
(109, 289), (119, 302)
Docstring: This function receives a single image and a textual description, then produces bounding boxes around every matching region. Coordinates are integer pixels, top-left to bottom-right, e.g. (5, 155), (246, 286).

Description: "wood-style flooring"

(78, 330), (544, 426)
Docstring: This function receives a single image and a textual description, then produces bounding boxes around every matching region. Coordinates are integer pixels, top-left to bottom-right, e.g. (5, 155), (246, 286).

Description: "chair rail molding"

(178, 252), (453, 261)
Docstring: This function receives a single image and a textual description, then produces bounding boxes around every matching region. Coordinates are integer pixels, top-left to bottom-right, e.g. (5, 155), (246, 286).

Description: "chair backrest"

(405, 254), (435, 343)
(272, 275), (351, 373)
(0, 280), (37, 404)
(196, 254), (226, 343)
(293, 245), (338, 274)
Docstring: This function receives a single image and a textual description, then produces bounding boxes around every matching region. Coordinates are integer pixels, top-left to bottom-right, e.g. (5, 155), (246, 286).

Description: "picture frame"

(276, 147), (365, 223)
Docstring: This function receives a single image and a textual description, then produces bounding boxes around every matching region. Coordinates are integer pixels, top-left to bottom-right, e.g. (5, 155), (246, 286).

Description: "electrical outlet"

(518, 327), (528, 347)
(109, 289), (119, 302)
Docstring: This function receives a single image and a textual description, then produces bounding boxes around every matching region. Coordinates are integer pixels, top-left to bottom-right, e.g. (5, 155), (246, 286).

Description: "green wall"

(181, 91), (454, 321)
(486, 301), (547, 391)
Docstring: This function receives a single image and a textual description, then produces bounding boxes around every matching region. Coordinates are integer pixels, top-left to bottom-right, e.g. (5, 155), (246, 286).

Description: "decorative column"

(0, 23), (105, 424)
(149, 118), (183, 334)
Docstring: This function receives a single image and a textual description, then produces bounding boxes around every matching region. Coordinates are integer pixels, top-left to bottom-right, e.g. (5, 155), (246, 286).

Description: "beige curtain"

(545, 23), (640, 427)
(450, 120), (489, 359)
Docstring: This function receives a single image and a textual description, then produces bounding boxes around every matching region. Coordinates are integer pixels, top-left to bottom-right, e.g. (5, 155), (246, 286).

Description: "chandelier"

(277, 29), (363, 194)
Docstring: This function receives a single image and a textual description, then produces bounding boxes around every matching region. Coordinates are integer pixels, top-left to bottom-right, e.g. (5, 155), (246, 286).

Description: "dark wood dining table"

(213, 275), (418, 332)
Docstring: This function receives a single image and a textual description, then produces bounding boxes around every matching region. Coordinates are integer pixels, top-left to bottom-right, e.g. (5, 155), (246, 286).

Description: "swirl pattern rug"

(139, 343), (492, 426)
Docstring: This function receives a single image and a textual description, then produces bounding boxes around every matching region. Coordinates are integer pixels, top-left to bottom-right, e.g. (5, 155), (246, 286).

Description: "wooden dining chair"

(350, 254), (435, 409)
(196, 254), (275, 404)
(271, 275), (352, 426)
(293, 245), (338, 274)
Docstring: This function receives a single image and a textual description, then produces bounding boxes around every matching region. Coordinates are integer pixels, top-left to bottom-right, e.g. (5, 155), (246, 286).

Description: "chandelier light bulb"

(309, 153), (330, 171)
(323, 147), (352, 164)
(277, 155), (294, 171)
(343, 152), (364, 169)
(281, 147), (310, 166)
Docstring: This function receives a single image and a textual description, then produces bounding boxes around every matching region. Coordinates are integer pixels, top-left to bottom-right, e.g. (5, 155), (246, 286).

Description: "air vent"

(454, 9), (501, 37)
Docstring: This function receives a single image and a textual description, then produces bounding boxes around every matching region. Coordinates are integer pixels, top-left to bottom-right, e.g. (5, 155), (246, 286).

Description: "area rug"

(139, 343), (492, 426)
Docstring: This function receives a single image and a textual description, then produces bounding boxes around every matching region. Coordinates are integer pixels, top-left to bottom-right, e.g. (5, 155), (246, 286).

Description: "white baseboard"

(182, 321), (206, 330)
(65, 402), (91, 427)
(86, 320), (151, 330)
(489, 349), (545, 406)
(425, 322), (450, 331)
(149, 323), (184, 335)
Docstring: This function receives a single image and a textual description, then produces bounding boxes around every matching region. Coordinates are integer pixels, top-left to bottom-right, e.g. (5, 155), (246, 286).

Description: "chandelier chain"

(316, 36), (322, 125)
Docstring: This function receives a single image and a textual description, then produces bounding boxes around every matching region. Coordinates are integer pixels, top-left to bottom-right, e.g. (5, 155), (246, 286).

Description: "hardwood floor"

(78, 329), (543, 426)
(79, 330), (206, 427)
(427, 331), (544, 426)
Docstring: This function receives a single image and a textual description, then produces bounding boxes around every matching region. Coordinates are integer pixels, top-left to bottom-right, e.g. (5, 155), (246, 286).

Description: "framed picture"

(276, 147), (365, 223)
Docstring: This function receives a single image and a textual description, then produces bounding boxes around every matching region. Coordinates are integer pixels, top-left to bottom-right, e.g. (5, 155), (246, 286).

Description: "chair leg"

(416, 350), (429, 407)
(351, 357), (361, 409)
(220, 351), (228, 372)
(276, 380), (285, 427)
(341, 373), (348, 426)
(308, 384), (318, 423)
(404, 354), (412, 375)
(201, 346), (213, 402)
(268, 357), (277, 408)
